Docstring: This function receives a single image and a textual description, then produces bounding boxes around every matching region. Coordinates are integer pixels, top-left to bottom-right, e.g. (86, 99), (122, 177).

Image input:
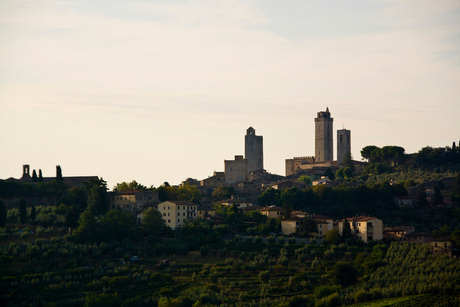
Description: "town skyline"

(1, 0), (459, 189)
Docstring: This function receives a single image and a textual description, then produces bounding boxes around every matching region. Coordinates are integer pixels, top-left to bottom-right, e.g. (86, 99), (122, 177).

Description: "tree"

(341, 219), (352, 241)
(331, 261), (358, 287)
(86, 179), (109, 215)
(30, 205), (36, 223)
(32, 170), (38, 182)
(361, 145), (379, 161)
(342, 152), (355, 175)
(56, 165), (63, 180)
(325, 229), (341, 245)
(343, 167), (353, 179)
(113, 180), (147, 192)
(257, 188), (281, 207)
(72, 210), (98, 242)
(65, 206), (80, 229)
(38, 169), (43, 181)
(433, 185), (443, 206)
(212, 187), (235, 201)
(19, 199), (27, 224)
(0, 201), (6, 228)
(297, 218), (317, 237)
(99, 209), (137, 241)
(324, 167), (335, 180)
(141, 207), (166, 237)
(298, 175), (312, 186)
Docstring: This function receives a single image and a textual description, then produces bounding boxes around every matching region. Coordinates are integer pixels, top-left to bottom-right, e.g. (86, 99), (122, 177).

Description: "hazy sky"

(1, 0), (459, 190)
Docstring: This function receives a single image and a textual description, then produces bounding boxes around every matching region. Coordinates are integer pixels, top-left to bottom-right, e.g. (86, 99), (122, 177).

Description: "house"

(157, 201), (198, 229)
(109, 190), (159, 215)
(314, 220), (330, 237)
(338, 216), (383, 243)
(404, 232), (433, 243)
(259, 205), (284, 218)
(383, 226), (415, 241)
(281, 214), (332, 237)
(431, 237), (452, 256)
(394, 196), (414, 207)
(281, 217), (302, 235)
(290, 211), (334, 233)
(312, 176), (334, 187)
(220, 199), (253, 208)
(197, 205), (216, 219)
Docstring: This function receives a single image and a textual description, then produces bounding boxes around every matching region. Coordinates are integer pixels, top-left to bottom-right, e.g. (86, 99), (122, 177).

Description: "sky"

(1, 0), (459, 190)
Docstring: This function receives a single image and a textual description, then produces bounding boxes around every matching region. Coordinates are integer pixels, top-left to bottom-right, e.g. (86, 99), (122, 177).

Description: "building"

(109, 190), (159, 215)
(259, 205), (284, 218)
(404, 232), (433, 244)
(312, 176), (334, 187)
(245, 127), (263, 173)
(315, 108), (333, 162)
(224, 155), (248, 184)
(220, 199), (253, 208)
(337, 129), (351, 165)
(338, 216), (383, 243)
(157, 201), (198, 229)
(197, 205), (216, 219)
(8, 164), (99, 188)
(200, 171), (226, 187)
(281, 215), (332, 237)
(430, 237), (452, 256)
(281, 217), (302, 235)
(383, 226), (415, 241)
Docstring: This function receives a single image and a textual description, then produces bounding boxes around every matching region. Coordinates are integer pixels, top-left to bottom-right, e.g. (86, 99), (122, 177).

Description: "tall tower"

(337, 129), (351, 165)
(315, 108), (333, 162)
(245, 127), (263, 173)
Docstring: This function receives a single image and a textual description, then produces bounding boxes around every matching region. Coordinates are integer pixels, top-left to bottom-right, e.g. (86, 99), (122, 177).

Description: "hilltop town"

(1, 108), (459, 306)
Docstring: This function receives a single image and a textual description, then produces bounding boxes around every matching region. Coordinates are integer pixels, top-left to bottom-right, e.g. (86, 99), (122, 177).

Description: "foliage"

(86, 179), (109, 215)
(113, 180), (147, 191)
(0, 201), (6, 228)
(141, 207), (166, 237)
(331, 261), (358, 287)
(19, 199), (27, 224)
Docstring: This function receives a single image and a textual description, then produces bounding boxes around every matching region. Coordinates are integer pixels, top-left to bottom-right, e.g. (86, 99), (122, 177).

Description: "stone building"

(337, 129), (351, 165)
(224, 155), (248, 184)
(8, 164), (99, 188)
(315, 108), (334, 162)
(109, 190), (159, 215)
(245, 127), (263, 173)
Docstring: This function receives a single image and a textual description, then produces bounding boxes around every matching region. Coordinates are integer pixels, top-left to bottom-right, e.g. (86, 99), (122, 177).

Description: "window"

(168, 213), (170, 216)
(178, 219), (180, 223)
(168, 219), (170, 223)
(183, 213), (185, 216)
(178, 213), (180, 216)
(163, 213), (166, 216)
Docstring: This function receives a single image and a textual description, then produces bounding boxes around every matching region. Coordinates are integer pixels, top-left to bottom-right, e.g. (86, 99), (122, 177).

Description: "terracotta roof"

(405, 232), (432, 237)
(259, 206), (284, 211)
(338, 216), (378, 222)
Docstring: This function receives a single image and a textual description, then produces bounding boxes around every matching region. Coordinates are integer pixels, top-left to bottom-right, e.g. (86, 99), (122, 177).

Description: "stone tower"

(245, 127), (263, 173)
(337, 129), (351, 165)
(315, 108), (333, 162)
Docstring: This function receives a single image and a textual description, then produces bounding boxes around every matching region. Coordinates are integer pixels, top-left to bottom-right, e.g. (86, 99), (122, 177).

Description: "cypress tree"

(0, 201), (6, 228)
(32, 170), (38, 182)
(30, 205), (36, 224)
(341, 219), (352, 241)
(38, 169), (43, 181)
(56, 165), (63, 180)
(19, 199), (27, 224)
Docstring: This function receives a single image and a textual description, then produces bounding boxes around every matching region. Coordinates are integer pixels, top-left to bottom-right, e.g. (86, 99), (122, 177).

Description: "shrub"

(259, 270), (270, 282)
(354, 290), (373, 303)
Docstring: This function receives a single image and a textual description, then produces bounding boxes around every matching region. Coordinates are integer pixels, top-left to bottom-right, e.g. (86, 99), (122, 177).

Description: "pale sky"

(1, 0), (459, 190)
